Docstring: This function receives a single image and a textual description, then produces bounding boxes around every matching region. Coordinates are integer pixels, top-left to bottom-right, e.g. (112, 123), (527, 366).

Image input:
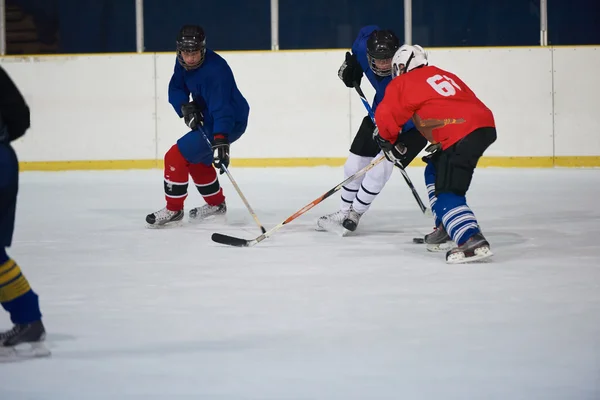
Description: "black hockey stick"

(353, 82), (431, 216)
(197, 126), (267, 233)
(211, 154), (388, 247)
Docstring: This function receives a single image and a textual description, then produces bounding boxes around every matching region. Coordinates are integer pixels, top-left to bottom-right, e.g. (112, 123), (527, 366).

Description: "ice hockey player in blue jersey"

(316, 26), (427, 234)
(146, 25), (250, 227)
(0, 66), (49, 359)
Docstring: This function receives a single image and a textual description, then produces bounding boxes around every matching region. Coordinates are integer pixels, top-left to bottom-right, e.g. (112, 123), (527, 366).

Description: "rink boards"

(1, 46), (599, 170)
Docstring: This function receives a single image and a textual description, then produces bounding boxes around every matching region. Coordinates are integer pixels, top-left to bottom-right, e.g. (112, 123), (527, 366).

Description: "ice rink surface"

(1, 166), (599, 399)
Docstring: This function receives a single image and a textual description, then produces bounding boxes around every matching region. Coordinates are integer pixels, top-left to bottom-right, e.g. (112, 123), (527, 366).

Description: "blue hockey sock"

(424, 161), (441, 226)
(0, 248), (42, 325)
(434, 192), (480, 245)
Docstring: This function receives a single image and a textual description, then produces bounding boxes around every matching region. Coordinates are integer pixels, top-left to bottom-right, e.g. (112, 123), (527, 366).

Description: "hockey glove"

(212, 134), (229, 175)
(421, 142), (442, 164)
(373, 128), (409, 167)
(338, 51), (363, 88)
(181, 101), (203, 130)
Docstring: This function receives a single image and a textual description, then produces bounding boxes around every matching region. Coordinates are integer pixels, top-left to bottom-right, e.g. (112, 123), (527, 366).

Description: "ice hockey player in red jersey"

(374, 44), (497, 264)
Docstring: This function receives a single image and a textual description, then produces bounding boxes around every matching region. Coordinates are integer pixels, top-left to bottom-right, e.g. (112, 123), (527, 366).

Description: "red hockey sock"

(164, 145), (189, 211)
(188, 162), (225, 206)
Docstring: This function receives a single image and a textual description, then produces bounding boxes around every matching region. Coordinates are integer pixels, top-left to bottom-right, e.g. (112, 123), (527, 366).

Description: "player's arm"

(374, 79), (415, 144)
(337, 26), (377, 88)
(202, 67), (236, 138)
(167, 61), (191, 118)
(0, 66), (30, 142)
(202, 66), (237, 173)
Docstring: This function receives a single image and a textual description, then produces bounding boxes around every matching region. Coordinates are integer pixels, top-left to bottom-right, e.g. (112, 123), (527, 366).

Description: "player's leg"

(0, 144), (47, 355)
(422, 159), (453, 251)
(342, 152), (393, 231)
(145, 143), (189, 227)
(343, 126), (427, 232)
(432, 127), (497, 263)
(186, 126), (250, 222)
(188, 162), (227, 220)
(317, 115), (390, 232)
(316, 116), (379, 231)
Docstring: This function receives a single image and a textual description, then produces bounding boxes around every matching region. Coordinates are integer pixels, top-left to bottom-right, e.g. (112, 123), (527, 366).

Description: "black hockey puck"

(413, 237), (425, 244)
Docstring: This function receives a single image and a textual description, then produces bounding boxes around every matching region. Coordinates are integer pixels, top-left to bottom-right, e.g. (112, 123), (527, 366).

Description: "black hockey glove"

(181, 101), (203, 130)
(212, 134), (229, 175)
(373, 128), (409, 167)
(421, 142), (442, 164)
(338, 51), (363, 88)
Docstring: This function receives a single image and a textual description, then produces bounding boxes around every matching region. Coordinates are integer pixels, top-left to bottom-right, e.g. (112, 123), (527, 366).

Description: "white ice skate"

(446, 232), (493, 264)
(146, 207), (184, 228)
(189, 201), (227, 222)
(316, 210), (348, 235)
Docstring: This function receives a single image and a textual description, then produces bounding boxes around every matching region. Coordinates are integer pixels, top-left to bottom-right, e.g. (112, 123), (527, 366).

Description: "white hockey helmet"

(391, 44), (429, 78)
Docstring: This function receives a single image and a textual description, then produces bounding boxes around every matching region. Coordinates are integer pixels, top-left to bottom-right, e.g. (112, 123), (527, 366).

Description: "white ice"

(1, 166), (599, 400)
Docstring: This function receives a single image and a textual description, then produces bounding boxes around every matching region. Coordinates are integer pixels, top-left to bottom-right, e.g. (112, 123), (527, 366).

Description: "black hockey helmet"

(176, 25), (206, 70)
(366, 30), (400, 77)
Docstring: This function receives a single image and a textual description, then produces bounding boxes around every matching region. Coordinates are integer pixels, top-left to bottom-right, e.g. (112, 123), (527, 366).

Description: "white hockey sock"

(340, 153), (372, 212)
(352, 152), (394, 214)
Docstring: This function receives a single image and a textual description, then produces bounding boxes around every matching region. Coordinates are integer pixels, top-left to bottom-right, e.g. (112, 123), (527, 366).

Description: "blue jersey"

(352, 25), (415, 131)
(168, 49), (250, 137)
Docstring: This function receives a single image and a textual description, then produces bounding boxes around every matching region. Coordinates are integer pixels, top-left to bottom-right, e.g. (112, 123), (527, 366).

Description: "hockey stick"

(196, 126), (267, 234)
(211, 154), (388, 247)
(353, 82), (431, 216)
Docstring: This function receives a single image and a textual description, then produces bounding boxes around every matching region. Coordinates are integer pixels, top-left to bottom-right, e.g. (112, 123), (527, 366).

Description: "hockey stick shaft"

(197, 127), (267, 233)
(353, 82), (430, 215)
(212, 154), (388, 247)
(220, 164), (266, 233)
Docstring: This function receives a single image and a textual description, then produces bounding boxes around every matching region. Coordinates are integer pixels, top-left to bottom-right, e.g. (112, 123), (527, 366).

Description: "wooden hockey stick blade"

(211, 233), (255, 247)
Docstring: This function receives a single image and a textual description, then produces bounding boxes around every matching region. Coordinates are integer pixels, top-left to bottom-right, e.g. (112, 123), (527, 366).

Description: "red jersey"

(374, 65), (495, 150)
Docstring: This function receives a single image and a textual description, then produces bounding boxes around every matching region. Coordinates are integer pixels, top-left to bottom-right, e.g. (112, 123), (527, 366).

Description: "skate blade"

(426, 241), (455, 252)
(0, 342), (51, 363)
(145, 219), (184, 229)
(315, 221), (346, 236)
(341, 228), (353, 237)
(188, 213), (227, 224)
(446, 246), (494, 264)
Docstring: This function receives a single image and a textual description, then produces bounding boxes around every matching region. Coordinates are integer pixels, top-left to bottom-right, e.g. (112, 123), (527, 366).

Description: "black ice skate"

(189, 201), (227, 221)
(424, 224), (454, 252)
(146, 207), (184, 228)
(342, 209), (363, 234)
(446, 232), (493, 264)
(0, 320), (50, 360)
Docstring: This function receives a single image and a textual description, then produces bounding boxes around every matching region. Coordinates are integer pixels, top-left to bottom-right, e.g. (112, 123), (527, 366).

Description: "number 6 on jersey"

(426, 74), (462, 97)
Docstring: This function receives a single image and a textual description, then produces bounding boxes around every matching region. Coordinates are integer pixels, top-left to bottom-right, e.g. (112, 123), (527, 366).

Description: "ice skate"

(146, 207), (184, 228)
(446, 232), (493, 264)
(424, 224), (454, 252)
(189, 201), (227, 222)
(316, 210), (348, 234)
(342, 209), (363, 234)
(0, 320), (50, 361)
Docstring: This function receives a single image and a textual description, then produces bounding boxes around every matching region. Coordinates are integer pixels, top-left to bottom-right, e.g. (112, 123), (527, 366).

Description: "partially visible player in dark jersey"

(0, 66), (49, 359)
